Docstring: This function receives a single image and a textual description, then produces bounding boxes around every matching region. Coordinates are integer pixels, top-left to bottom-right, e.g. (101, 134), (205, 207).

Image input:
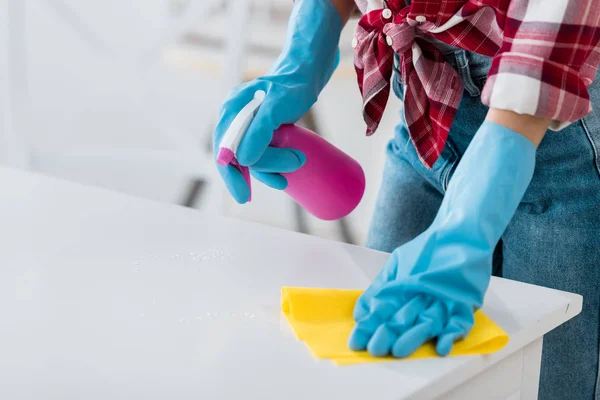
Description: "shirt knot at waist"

(353, 6), (430, 54)
(353, 5), (464, 168)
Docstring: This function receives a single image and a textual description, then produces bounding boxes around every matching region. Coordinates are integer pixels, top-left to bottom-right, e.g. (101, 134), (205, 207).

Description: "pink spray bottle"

(216, 91), (365, 221)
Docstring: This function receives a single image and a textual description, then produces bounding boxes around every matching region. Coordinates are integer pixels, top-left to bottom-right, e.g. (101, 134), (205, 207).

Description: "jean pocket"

(392, 114), (461, 194)
(451, 50), (492, 97)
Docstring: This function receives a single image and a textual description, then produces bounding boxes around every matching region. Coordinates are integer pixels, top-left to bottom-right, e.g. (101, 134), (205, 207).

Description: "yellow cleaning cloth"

(281, 287), (509, 365)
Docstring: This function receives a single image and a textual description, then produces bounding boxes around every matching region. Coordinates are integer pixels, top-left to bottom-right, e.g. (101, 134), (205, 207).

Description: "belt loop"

(454, 50), (481, 97)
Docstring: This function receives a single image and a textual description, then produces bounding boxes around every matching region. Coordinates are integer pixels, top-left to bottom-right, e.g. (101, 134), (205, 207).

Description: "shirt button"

(386, 36), (393, 46)
(415, 15), (427, 23)
(352, 37), (358, 48)
(382, 9), (392, 19)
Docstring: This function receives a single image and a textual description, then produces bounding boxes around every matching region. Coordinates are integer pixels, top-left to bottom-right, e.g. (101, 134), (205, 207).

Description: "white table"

(0, 167), (582, 400)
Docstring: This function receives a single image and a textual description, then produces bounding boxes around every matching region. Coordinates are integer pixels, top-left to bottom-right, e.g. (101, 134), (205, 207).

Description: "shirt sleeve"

(481, 1), (600, 130)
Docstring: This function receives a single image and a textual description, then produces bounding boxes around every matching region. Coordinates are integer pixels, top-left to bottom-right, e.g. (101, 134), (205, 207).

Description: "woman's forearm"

(329, 0), (356, 24)
(486, 109), (550, 147)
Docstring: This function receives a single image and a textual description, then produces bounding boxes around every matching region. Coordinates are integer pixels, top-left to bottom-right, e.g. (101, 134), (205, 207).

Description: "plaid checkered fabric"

(352, 0), (600, 168)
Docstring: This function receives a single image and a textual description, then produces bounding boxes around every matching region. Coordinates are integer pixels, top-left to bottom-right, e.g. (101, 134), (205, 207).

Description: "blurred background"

(0, 0), (402, 245)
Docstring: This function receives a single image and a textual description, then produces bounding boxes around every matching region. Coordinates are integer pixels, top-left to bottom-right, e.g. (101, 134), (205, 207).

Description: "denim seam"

(477, 76), (488, 93)
(441, 139), (459, 192)
(580, 118), (600, 179)
(460, 66), (481, 97)
(442, 161), (452, 192)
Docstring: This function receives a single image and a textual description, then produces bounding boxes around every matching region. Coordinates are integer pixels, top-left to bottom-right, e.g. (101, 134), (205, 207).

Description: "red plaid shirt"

(353, 0), (600, 167)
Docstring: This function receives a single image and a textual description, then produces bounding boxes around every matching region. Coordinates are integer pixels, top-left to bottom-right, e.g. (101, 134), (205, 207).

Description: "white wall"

(0, 0), (10, 163)
(0, 0), (30, 168)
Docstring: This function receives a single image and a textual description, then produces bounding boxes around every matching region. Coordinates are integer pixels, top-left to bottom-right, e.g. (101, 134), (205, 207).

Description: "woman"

(213, 0), (600, 398)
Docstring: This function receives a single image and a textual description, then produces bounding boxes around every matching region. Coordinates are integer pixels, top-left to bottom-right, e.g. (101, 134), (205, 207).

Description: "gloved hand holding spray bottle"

(213, 0), (365, 220)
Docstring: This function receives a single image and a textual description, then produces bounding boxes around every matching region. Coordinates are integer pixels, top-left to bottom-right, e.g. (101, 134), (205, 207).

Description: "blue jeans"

(367, 50), (600, 399)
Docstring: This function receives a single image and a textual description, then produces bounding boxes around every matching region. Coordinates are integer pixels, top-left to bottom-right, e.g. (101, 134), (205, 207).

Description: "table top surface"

(0, 167), (583, 400)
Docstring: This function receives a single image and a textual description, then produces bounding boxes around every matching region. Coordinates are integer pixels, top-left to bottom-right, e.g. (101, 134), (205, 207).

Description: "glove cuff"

(268, 0), (343, 94)
(434, 121), (537, 249)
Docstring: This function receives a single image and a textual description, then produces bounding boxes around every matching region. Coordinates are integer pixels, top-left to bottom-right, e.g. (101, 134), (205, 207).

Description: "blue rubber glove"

(213, 0), (342, 203)
(349, 121), (537, 357)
